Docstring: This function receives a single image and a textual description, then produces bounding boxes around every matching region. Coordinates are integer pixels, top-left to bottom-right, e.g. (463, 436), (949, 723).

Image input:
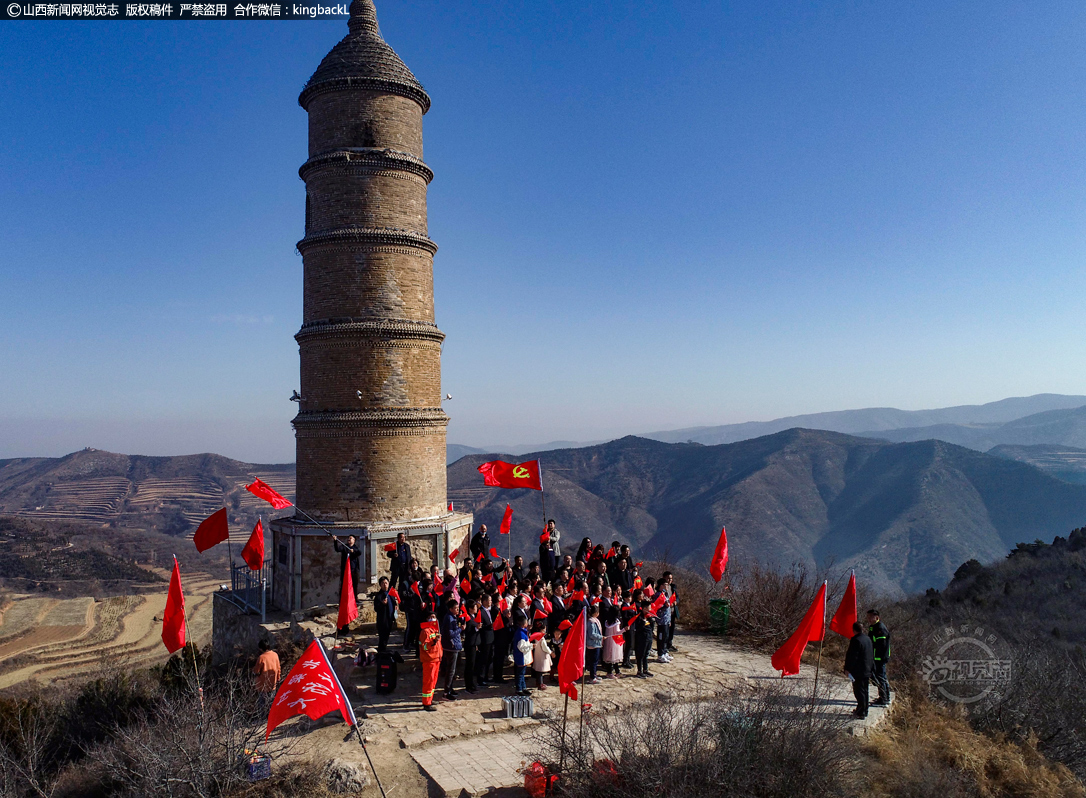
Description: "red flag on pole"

(557, 609), (586, 701)
(493, 610), (505, 631)
(193, 508), (229, 553)
(709, 526), (729, 582)
(337, 559), (358, 630)
(770, 582), (827, 676)
(649, 592), (667, 617)
(266, 638), (357, 739)
(448, 501), (453, 512)
(241, 519), (265, 570)
(245, 478), (293, 510)
(499, 504), (513, 535)
(477, 460), (543, 491)
(829, 571), (858, 638)
(448, 548), (459, 563)
(161, 556), (186, 654)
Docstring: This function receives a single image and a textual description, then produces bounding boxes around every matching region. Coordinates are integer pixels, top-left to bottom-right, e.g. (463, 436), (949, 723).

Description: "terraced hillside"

(0, 570), (219, 688)
(0, 449), (295, 543)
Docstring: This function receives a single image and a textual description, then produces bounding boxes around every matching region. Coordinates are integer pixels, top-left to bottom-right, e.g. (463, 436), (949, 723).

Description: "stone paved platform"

(316, 629), (895, 796)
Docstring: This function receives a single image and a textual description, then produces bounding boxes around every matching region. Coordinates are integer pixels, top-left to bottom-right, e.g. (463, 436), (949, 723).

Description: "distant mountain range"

(448, 395), (1086, 484)
(448, 430), (1086, 597)
(7, 424), (1086, 598)
(643, 393), (1086, 445)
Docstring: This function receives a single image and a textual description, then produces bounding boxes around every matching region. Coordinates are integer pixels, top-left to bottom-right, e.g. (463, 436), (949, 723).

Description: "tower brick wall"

(294, 0), (446, 523)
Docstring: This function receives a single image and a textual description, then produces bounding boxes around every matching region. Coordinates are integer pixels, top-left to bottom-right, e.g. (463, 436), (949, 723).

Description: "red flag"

(448, 548), (459, 563)
(337, 559), (358, 630)
(474, 610), (482, 624)
(530, 631), (545, 642)
(669, 593), (678, 607)
(709, 526), (729, 582)
(493, 610), (505, 631)
(533, 609), (548, 620)
(770, 582), (827, 677)
(498, 572), (508, 593)
(193, 508), (229, 553)
(611, 633), (625, 646)
(389, 587), (400, 603)
(161, 556), (186, 654)
(558, 619), (573, 631)
(448, 501), (453, 512)
(475, 552), (485, 562)
(540, 526), (550, 544)
(489, 547), (499, 558)
(829, 572), (858, 638)
(499, 504), (513, 535)
(411, 582), (422, 599)
(266, 639), (356, 739)
(567, 575), (575, 592)
(461, 578), (472, 595)
(241, 519), (265, 570)
(383, 542), (396, 552)
(557, 609), (586, 701)
(605, 546), (616, 559)
(634, 561), (643, 569)
(649, 592), (667, 616)
(477, 460), (543, 491)
(245, 478), (293, 510)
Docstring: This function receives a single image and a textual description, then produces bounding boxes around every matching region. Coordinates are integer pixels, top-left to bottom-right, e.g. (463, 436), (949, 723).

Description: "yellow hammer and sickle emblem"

(512, 466), (530, 479)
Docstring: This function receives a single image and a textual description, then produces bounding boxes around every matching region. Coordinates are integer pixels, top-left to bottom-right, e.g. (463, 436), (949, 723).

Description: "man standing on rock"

(470, 524), (491, 563)
(844, 621), (874, 719)
(867, 609), (891, 706)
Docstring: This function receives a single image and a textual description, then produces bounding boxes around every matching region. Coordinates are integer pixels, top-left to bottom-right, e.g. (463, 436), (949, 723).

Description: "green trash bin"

(709, 598), (730, 635)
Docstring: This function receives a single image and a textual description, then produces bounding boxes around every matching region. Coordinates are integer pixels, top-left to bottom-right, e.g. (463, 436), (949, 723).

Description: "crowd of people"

(366, 523), (683, 711)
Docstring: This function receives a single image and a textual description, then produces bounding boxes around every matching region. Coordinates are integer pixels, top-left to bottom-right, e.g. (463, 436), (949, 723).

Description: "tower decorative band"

(295, 0), (446, 523)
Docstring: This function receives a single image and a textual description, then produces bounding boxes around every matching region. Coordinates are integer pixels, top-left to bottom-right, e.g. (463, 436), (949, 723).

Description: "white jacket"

(532, 636), (552, 672)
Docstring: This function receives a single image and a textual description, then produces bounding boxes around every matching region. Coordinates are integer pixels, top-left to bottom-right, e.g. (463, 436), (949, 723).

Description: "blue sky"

(2, 0), (1086, 462)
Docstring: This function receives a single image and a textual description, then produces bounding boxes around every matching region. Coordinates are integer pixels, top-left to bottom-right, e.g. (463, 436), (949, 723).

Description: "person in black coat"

(539, 538), (557, 583)
(389, 532), (412, 591)
(476, 593), (496, 687)
(462, 599), (481, 694)
(470, 524), (491, 562)
(867, 609), (892, 706)
(333, 534), (362, 593)
(373, 576), (398, 651)
(510, 555), (526, 584)
(844, 621), (874, 718)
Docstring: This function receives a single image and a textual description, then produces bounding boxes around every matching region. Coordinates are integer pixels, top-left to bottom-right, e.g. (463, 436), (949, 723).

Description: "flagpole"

(174, 553), (203, 710)
(811, 581), (828, 712)
(353, 724), (388, 798)
(558, 693), (570, 774)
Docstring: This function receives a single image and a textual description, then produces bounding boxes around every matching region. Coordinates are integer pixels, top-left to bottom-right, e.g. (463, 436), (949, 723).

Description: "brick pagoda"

(271, 0), (472, 611)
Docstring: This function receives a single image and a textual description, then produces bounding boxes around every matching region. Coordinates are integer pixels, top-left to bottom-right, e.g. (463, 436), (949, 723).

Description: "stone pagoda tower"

(271, 0), (472, 611)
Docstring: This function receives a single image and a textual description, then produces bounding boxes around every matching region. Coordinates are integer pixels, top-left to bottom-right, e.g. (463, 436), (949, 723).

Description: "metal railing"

(228, 558), (269, 622)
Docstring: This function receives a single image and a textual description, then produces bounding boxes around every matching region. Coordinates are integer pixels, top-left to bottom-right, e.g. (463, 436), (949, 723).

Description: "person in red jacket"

(419, 613), (442, 712)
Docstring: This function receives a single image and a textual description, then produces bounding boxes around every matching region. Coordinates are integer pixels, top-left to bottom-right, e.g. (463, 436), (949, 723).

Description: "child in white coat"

(531, 620), (552, 690)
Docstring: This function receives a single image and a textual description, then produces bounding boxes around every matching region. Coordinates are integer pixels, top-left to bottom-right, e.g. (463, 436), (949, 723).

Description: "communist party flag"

(499, 504), (513, 535)
(770, 582), (827, 677)
(709, 526), (729, 582)
(477, 460), (542, 491)
(829, 571), (858, 638)
(241, 519), (265, 570)
(193, 508), (229, 553)
(337, 559), (358, 630)
(161, 556), (187, 654)
(266, 639), (356, 739)
(557, 609), (586, 701)
(245, 478), (293, 510)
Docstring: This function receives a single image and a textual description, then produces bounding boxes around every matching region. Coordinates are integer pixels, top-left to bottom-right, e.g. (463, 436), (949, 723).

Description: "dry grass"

(861, 695), (1085, 798)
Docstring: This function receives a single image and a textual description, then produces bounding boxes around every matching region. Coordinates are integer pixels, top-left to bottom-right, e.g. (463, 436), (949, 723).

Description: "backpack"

(375, 650), (402, 694)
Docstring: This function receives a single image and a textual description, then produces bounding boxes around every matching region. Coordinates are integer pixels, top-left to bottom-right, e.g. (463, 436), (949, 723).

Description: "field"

(0, 569), (219, 689)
